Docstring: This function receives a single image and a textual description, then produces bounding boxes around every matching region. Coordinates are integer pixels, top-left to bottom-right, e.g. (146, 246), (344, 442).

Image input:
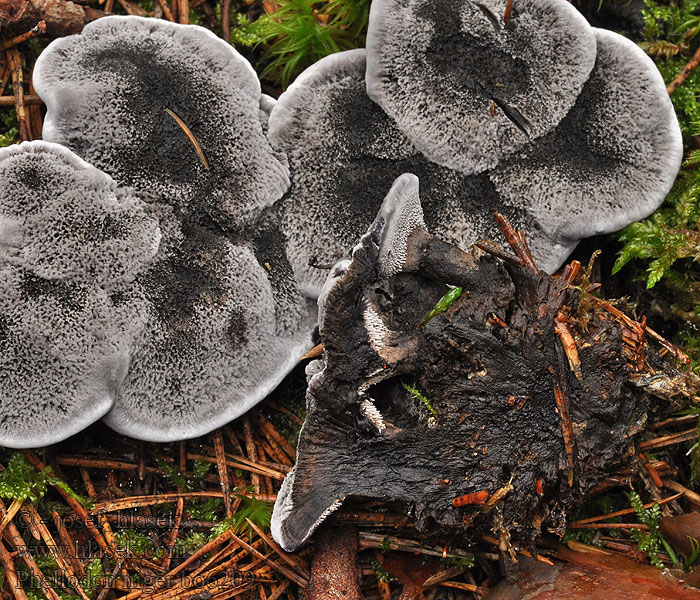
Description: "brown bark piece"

(485, 546), (700, 600)
(660, 511), (700, 558)
(0, 0), (105, 38)
(308, 527), (363, 600)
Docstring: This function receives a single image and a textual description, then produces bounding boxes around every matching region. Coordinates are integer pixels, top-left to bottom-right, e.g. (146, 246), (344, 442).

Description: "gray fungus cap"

(490, 27), (683, 258)
(34, 16), (289, 231)
(366, 0), (597, 175)
(102, 206), (317, 442)
(268, 49), (549, 298)
(0, 142), (157, 448)
(27, 16), (316, 442)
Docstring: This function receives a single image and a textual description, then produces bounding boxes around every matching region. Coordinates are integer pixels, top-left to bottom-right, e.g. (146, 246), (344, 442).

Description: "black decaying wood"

(273, 188), (665, 553)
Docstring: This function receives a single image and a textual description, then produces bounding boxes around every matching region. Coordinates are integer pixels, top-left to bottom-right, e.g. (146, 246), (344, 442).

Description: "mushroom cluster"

(0, 17), (316, 447)
(0, 0), (683, 448)
(270, 0), (683, 295)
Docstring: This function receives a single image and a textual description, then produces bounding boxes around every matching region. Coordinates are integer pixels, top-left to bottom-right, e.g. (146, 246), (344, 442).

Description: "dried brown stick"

(214, 431), (233, 518)
(54, 455), (161, 474)
(243, 416), (261, 493)
(0, 538), (29, 600)
(228, 532), (308, 588)
(96, 560), (124, 600)
(0, 20), (46, 52)
(155, 0), (175, 20)
(0, 498), (23, 539)
(440, 581), (489, 593)
(119, 530), (237, 600)
(245, 518), (311, 577)
(178, 0), (189, 23)
(222, 0), (231, 42)
(52, 511), (85, 577)
(27, 75), (42, 142)
(662, 479), (700, 506)
(586, 295), (690, 365)
(475, 241), (525, 267)
(301, 343), (324, 360)
(554, 313), (583, 381)
(493, 212), (539, 273)
(503, 0), (513, 23)
(359, 532), (473, 560)
(571, 493), (683, 525)
(80, 468), (122, 566)
(667, 43), (700, 94)
(255, 413), (296, 463)
(0, 94), (40, 106)
(22, 504), (90, 600)
(6, 47), (29, 141)
(91, 491), (274, 514)
(164, 108), (209, 169)
(0, 499), (61, 600)
(162, 497), (184, 572)
(639, 428), (698, 450)
(553, 385), (575, 487)
(187, 452), (287, 479)
(264, 399), (305, 428)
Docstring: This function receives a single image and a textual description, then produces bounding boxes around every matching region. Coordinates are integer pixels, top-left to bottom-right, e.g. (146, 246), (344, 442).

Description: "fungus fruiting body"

(103, 205), (317, 443)
(490, 28), (683, 249)
(0, 142), (157, 448)
(0, 4), (684, 447)
(269, 13), (681, 292)
(271, 174), (645, 552)
(366, 0), (598, 174)
(268, 49), (548, 297)
(0, 17), (317, 444)
(34, 16), (289, 232)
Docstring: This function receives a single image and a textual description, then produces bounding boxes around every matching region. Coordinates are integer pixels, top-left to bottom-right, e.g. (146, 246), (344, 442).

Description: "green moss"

(613, 0), (700, 369)
(402, 381), (438, 419)
(229, 0), (368, 88)
(0, 453), (86, 504)
(209, 488), (272, 540)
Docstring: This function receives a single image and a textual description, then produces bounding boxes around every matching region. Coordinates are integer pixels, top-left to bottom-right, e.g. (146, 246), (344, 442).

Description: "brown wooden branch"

(0, 0), (106, 38)
(554, 313), (583, 381)
(214, 430), (233, 518)
(0, 499), (61, 600)
(0, 538), (29, 600)
(177, 0), (188, 24)
(571, 493), (682, 525)
(154, 0), (174, 21)
(6, 47), (29, 140)
(667, 42), (700, 94)
(493, 211), (539, 273)
(553, 385), (575, 487)
(586, 295), (691, 365)
(221, 0), (231, 42)
(0, 93), (41, 105)
(0, 19), (44, 51)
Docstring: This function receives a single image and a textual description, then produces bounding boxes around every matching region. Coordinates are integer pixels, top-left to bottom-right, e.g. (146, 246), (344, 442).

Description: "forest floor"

(0, 1), (700, 599)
